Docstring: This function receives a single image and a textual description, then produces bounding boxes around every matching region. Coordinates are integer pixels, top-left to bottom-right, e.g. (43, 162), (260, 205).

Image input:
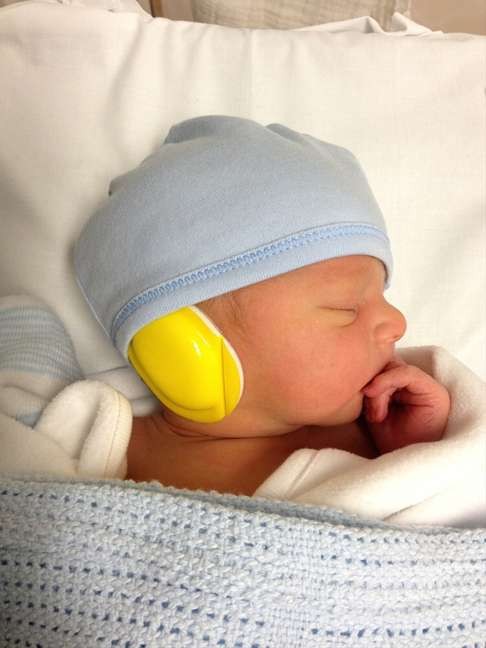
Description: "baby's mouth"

(361, 356), (396, 392)
(361, 372), (381, 392)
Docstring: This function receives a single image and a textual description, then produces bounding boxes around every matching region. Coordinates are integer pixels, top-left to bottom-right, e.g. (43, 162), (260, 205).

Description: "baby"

(72, 115), (450, 497)
(126, 256), (445, 496)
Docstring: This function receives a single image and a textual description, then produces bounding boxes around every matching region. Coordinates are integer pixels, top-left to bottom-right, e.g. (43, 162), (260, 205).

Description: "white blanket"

(0, 297), (484, 528)
(255, 345), (486, 528)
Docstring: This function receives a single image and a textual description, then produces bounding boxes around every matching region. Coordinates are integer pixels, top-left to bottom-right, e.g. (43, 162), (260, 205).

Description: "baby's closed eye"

(321, 306), (358, 316)
(335, 307), (358, 313)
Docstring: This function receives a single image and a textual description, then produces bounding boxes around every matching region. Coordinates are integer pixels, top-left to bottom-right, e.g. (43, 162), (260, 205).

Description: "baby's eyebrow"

(318, 261), (386, 294)
(333, 263), (386, 292)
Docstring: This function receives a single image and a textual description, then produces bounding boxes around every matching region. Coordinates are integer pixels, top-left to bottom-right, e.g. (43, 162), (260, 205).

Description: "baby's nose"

(388, 304), (407, 342)
(376, 301), (407, 344)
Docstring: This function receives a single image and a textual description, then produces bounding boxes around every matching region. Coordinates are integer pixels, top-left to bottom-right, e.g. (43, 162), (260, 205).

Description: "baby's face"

(202, 254), (407, 430)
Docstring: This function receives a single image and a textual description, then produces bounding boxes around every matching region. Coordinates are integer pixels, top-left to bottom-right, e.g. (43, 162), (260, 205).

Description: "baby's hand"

(361, 355), (451, 454)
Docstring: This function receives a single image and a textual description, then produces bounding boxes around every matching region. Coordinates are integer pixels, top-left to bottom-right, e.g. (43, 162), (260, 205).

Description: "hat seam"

(110, 222), (389, 341)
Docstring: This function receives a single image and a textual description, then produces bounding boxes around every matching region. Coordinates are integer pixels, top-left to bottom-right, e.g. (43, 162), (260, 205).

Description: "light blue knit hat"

(73, 115), (393, 360)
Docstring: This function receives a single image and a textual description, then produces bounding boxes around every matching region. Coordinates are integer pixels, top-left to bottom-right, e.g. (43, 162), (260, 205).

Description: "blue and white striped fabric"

(0, 295), (83, 426)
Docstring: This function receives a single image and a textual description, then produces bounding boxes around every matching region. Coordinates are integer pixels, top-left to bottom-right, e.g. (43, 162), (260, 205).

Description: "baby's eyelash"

(320, 305), (359, 315)
(321, 306), (358, 316)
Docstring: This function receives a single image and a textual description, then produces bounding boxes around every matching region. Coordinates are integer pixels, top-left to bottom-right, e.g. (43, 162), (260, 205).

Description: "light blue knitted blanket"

(0, 475), (485, 647)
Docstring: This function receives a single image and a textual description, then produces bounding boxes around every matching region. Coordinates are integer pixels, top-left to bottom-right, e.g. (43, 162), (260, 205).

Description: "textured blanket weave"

(0, 475), (485, 647)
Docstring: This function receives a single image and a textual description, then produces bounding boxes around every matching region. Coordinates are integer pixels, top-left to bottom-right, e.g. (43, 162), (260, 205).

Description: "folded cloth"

(0, 294), (83, 425)
(0, 295), (131, 479)
(1, 295), (485, 528)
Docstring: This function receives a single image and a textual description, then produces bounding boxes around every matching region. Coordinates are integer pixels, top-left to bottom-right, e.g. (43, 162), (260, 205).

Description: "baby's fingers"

(361, 364), (435, 406)
(363, 389), (395, 422)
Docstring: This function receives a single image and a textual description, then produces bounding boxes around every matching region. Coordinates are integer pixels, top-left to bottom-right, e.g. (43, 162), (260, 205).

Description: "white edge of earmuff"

(188, 305), (244, 399)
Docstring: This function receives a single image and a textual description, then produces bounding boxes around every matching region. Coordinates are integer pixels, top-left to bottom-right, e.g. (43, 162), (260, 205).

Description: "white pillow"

(189, 0), (410, 31)
(0, 1), (484, 393)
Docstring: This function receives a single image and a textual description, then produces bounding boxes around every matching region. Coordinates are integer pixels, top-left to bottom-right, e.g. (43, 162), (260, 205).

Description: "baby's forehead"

(309, 255), (383, 277)
(274, 255), (385, 286)
(225, 255), (385, 309)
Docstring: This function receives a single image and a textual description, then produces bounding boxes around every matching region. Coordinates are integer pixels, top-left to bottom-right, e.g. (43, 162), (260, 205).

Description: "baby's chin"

(327, 392), (365, 426)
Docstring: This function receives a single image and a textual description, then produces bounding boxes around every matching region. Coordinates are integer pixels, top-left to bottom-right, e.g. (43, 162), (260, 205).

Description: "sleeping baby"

(126, 255), (446, 497)
(4, 114), (480, 527)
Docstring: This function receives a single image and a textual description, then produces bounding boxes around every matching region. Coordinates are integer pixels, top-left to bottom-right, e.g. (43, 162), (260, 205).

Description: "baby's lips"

(360, 367), (388, 392)
(360, 353), (405, 392)
(360, 380), (374, 393)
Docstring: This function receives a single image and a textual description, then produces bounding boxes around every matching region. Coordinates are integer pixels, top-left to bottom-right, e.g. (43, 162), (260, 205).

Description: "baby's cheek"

(270, 348), (335, 406)
(260, 346), (306, 397)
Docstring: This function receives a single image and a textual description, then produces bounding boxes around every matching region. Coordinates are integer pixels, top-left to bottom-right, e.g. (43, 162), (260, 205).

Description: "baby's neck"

(126, 415), (378, 496)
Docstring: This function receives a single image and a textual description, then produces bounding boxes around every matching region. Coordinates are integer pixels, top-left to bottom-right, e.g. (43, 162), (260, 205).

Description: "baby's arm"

(360, 355), (451, 454)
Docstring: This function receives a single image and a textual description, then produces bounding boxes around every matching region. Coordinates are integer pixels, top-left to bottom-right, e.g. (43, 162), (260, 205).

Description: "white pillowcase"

(189, 0), (411, 31)
(0, 1), (484, 395)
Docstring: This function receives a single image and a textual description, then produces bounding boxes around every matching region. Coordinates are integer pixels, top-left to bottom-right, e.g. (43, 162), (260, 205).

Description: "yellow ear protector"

(127, 305), (244, 423)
